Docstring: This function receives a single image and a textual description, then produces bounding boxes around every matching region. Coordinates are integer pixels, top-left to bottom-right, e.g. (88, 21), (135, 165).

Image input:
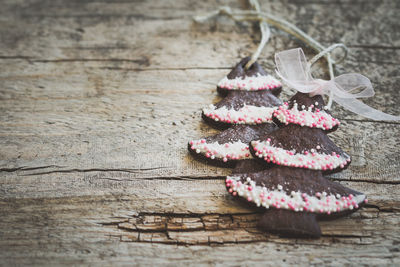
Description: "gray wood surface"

(0, 0), (399, 265)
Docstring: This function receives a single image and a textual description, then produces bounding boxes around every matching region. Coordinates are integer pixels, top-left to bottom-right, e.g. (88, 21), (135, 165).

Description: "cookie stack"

(188, 57), (282, 167)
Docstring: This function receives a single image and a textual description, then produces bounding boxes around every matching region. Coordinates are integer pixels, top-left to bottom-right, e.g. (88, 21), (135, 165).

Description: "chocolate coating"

(273, 92), (339, 133)
(217, 57), (282, 97)
(202, 90), (282, 130)
(250, 124), (351, 174)
(188, 124), (277, 168)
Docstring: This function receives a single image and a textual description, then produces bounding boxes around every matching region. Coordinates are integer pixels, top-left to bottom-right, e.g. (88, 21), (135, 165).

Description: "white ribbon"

(275, 48), (400, 121)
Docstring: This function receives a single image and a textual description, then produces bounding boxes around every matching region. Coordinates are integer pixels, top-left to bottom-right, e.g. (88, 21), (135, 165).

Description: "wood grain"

(0, 0), (399, 265)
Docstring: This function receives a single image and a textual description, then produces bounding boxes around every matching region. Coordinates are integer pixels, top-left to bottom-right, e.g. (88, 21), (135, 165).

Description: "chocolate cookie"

(258, 210), (320, 238)
(232, 159), (269, 174)
(188, 123), (277, 168)
(225, 166), (367, 237)
(202, 90), (282, 129)
(273, 92), (340, 133)
(217, 57), (282, 97)
(250, 124), (351, 174)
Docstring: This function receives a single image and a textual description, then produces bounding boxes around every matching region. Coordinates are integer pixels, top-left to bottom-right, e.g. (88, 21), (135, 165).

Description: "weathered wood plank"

(1, 116), (399, 183)
(0, 196), (399, 265)
(1, 173), (399, 209)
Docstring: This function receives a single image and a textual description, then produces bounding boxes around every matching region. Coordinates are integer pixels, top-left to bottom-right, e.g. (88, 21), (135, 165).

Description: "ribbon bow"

(275, 48), (400, 121)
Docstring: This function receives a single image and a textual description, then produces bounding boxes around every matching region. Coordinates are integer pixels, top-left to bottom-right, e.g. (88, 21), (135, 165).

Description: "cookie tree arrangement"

(189, 0), (400, 238)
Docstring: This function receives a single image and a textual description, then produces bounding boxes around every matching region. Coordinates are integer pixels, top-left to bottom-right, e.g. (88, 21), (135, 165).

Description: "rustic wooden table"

(1, 0), (399, 265)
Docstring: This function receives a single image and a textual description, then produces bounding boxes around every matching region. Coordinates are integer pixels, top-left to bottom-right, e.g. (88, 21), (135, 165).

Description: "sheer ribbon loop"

(275, 48), (400, 121)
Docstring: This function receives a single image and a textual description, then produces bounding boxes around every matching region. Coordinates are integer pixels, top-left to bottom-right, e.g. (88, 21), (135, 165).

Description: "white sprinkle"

(226, 176), (367, 215)
(251, 141), (350, 171)
(202, 104), (276, 125)
(217, 73), (281, 91)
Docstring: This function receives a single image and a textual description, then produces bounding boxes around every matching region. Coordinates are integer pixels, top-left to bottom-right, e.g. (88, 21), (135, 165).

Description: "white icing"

(203, 104), (277, 125)
(218, 74), (281, 91)
(189, 139), (252, 161)
(226, 176), (366, 214)
(252, 140), (351, 171)
(274, 103), (340, 130)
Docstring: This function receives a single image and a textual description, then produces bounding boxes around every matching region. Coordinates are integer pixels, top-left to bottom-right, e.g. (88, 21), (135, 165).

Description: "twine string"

(244, 0), (271, 69)
(193, 1), (349, 109)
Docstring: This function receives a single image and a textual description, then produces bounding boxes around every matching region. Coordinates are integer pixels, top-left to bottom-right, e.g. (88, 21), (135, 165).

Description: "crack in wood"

(348, 45), (400, 50)
(329, 177), (400, 185)
(94, 207), (393, 245)
(2, 165), (397, 184)
(20, 13), (184, 20)
(33, 58), (150, 65)
(0, 165), (63, 172)
(100, 67), (232, 71)
(340, 118), (400, 125)
(13, 167), (174, 176)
